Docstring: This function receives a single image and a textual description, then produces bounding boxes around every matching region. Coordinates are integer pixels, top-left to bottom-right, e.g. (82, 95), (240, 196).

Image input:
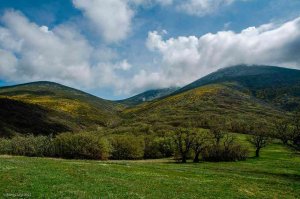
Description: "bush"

(0, 138), (12, 154)
(110, 135), (144, 160)
(54, 132), (110, 160)
(0, 135), (54, 157)
(202, 142), (249, 162)
(144, 136), (174, 159)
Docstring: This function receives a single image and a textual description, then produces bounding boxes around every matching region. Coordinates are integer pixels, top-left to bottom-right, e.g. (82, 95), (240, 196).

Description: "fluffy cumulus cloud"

(72, 0), (173, 43)
(146, 17), (300, 86)
(72, 0), (134, 43)
(177, 0), (238, 16)
(0, 10), (130, 91)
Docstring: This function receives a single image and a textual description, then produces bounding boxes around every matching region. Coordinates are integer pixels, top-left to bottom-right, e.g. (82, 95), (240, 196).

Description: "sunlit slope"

(0, 81), (122, 136)
(123, 83), (286, 131)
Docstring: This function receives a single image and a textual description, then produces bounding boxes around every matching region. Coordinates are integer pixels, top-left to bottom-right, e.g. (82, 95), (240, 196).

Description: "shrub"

(0, 138), (12, 154)
(144, 136), (174, 159)
(0, 135), (54, 157)
(54, 132), (110, 160)
(110, 135), (145, 160)
(202, 142), (249, 162)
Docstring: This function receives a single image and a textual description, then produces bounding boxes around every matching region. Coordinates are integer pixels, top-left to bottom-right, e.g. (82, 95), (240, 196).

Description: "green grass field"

(0, 143), (299, 199)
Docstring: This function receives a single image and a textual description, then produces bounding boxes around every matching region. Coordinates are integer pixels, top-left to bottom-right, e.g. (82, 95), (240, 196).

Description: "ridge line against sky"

(0, 0), (300, 100)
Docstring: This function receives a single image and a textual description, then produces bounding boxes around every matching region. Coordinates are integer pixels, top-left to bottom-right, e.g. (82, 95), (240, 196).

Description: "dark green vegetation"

(0, 142), (299, 198)
(117, 87), (179, 106)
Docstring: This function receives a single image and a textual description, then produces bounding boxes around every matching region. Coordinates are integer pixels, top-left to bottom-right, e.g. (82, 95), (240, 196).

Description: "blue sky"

(0, 0), (300, 100)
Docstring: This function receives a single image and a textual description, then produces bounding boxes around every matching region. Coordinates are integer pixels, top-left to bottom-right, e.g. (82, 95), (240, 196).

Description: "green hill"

(123, 83), (287, 132)
(117, 87), (179, 106)
(0, 81), (122, 137)
(1, 65), (299, 136)
(123, 65), (300, 131)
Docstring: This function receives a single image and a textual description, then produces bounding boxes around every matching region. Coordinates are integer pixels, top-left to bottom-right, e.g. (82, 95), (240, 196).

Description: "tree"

(291, 110), (300, 150)
(110, 135), (145, 160)
(274, 119), (290, 145)
(209, 120), (226, 146)
(173, 128), (195, 163)
(247, 125), (270, 157)
(191, 129), (211, 163)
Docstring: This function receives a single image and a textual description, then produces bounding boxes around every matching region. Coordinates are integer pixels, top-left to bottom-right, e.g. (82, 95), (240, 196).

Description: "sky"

(0, 0), (300, 100)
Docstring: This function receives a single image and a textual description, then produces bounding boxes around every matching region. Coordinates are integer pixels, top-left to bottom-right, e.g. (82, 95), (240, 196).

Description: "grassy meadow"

(1, 142), (299, 199)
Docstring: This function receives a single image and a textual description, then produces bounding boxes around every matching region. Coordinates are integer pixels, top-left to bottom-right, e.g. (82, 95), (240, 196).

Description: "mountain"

(118, 87), (179, 106)
(123, 65), (300, 132)
(174, 65), (300, 111)
(0, 81), (122, 137)
(1, 65), (300, 137)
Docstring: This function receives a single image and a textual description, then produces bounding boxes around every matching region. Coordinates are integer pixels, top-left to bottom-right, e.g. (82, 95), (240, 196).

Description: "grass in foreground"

(0, 144), (299, 199)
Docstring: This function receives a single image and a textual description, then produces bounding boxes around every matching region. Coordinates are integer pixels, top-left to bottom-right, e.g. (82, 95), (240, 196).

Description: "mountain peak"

(175, 65), (300, 95)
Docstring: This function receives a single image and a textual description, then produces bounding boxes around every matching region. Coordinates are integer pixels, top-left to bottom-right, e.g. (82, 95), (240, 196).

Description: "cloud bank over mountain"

(146, 17), (300, 86)
(0, 0), (299, 97)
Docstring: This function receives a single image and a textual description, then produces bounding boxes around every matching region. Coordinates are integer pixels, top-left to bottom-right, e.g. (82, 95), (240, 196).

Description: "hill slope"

(123, 83), (286, 132)
(0, 81), (122, 137)
(118, 87), (179, 106)
(174, 65), (300, 110)
(123, 65), (300, 131)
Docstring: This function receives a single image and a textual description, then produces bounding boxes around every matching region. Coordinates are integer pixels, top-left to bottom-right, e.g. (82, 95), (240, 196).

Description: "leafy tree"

(209, 120), (226, 146)
(54, 132), (110, 160)
(274, 119), (290, 145)
(291, 110), (300, 150)
(173, 128), (195, 163)
(144, 136), (174, 159)
(110, 135), (145, 160)
(191, 129), (211, 163)
(247, 125), (270, 157)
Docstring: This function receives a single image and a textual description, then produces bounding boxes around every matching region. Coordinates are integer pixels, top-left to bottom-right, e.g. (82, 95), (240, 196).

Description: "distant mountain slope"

(0, 81), (122, 137)
(118, 87), (179, 106)
(174, 65), (300, 110)
(123, 83), (286, 132)
(123, 65), (300, 131)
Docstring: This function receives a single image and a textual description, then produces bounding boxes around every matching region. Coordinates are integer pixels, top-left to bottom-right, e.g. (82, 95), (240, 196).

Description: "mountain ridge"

(117, 87), (179, 106)
(1, 64), (299, 137)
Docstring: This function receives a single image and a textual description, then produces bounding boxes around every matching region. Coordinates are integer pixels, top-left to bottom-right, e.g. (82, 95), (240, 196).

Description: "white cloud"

(177, 0), (237, 16)
(131, 0), (173, 6)
(0, 11), (93, 85)
(117, 59), (132, 71)
(0, 49), (18, 78)
(146, 17), (300, 87)
(72, 0), (174, 43)
(0, 10), (132, 91)
(72, 0), (134, 43)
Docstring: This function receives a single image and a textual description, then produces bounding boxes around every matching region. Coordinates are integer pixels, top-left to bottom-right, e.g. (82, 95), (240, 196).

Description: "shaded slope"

(0, 98), (70, 137)
(118, 87), (179, 106)
(0, 81), (122, 137)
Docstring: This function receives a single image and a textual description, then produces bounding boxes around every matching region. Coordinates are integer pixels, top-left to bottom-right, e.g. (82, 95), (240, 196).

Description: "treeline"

(0, 133), (168, 160)
(0, 113), (299, 162)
